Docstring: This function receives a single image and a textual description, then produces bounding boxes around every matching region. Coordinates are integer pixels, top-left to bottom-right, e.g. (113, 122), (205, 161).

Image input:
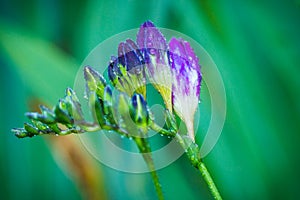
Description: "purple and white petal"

(137, 21), (167, 52)
(137, 21), (173, 111)
(169, 37), (202, 140)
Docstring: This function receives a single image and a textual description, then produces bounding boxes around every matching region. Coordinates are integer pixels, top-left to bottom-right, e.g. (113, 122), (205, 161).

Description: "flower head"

(169, 37), (202, 140)
(108, 39), (146, 97)
(137, 20), (172, 111)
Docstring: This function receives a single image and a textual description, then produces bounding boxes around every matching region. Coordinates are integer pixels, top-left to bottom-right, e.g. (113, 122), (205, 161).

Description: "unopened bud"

(130, 93), (149, 128)
(84, 66), (107, 98)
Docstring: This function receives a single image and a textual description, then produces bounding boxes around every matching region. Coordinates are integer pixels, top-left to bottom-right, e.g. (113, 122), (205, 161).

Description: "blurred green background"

(1, 0), (300, 199)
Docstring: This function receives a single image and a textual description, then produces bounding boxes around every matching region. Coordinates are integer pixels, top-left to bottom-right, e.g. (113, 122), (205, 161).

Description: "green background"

(1, 0), (299, 199)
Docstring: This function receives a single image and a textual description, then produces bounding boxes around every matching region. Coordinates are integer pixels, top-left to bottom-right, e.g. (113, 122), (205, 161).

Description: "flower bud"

(54, 99), (74, 125)
(137, 20), (172, 111)
(169, 38), (202, 140)
(24, 123), (39, 135)
(89, 91), (106, 128)
(103, 85), (116, 125)
(25, 105), (55, 124)
(114, 92), (139, 136)
(65, 88), (84, 121)
(130, 93), (149, 128)
(108, 39), (146, 97)
(32, 120), (49, 131)
(12, 128), (31, 138)
(84, 66), (107, 98)
(39, 105), (56, 123)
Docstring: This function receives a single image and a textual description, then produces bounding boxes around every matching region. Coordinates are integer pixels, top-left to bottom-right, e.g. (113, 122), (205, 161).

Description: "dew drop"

(149, 48), (156, 55)
(191, 155), (195, 161)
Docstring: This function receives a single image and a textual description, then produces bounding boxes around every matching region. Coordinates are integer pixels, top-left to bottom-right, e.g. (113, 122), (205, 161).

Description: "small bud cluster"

(12, 88), (84, 138)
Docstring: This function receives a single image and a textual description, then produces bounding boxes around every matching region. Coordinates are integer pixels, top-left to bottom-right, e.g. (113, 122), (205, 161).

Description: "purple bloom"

(137, 21), (173, 111)
(108, 39), (146, 97)
(109, 21), (202, 141)
(169, 38), (202, 140)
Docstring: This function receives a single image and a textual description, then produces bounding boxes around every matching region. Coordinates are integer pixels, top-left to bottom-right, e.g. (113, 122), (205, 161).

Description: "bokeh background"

(1, 0), (300, 199)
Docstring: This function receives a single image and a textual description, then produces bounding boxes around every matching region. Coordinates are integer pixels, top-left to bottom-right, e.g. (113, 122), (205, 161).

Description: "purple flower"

(108, 39), (146, 97)
(169, 38), (202, 140)
(137, 21), (173, 112)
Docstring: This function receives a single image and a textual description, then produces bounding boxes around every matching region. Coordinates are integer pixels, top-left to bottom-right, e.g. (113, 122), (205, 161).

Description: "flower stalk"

(12, 20), (222, 200)
(134, 137), (164, 200)
(174, 133), (222, 200)
(198, 161), (222, 200)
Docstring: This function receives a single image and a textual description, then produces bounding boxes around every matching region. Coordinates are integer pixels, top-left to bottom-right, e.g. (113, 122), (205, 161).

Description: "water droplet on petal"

(149, 48), (156, 55)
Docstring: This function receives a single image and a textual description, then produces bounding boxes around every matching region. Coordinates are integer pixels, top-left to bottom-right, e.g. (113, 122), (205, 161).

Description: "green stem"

(134, 137), (164, 200)
(82, 122), (221, 199)
(80, 123), (164, 199)
(198, 161), (222, 200)
(173, 133), (222, 200)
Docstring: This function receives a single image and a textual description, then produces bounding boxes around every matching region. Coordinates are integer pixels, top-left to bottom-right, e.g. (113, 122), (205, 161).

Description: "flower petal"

(137, 21), (172, 111)
(137, 20), (167, 52)
(169, 37), (202, 140)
